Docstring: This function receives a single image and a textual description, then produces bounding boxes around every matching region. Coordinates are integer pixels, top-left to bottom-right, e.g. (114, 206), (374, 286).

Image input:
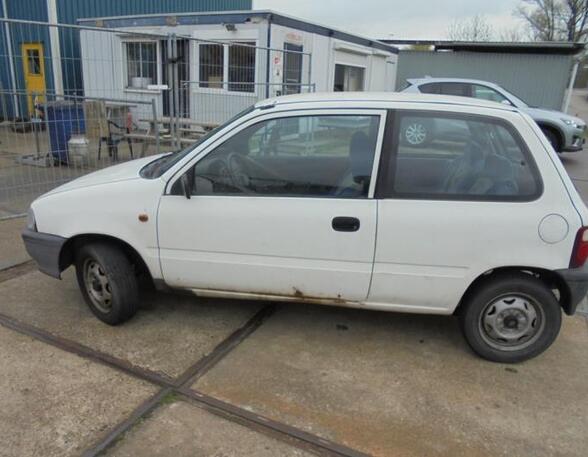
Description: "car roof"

(407, 77), (502, 88)
(255, 91), (517, 112)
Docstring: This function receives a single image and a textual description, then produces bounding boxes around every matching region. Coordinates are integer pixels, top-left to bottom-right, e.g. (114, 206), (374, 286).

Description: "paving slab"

(106, 400), (314, 457)
(0, 269), (262, 378)
(0, 217), (29, 269)
(194, 304), (588, 457)
(0, 324), (157, 457)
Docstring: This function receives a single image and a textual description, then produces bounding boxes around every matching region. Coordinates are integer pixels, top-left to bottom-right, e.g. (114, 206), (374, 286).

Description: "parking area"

(1, 92), (588, 457)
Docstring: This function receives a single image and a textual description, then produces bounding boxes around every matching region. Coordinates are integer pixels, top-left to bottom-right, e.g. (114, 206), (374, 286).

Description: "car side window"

(439, 83), (471, 97)
(471, 84), (510, 104)
(419, 83), (440, 94)
(385, 111), (541, 201)
(175, 114), (381, 198)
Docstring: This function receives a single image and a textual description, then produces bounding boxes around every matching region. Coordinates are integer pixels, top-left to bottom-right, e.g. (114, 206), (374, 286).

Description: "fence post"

(152, 98), (160, 156)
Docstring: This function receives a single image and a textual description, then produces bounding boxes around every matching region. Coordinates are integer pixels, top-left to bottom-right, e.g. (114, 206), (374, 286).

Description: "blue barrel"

(46, 102), (86, 163)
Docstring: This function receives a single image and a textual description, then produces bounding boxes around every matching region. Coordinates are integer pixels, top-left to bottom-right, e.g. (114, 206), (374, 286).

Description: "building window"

(199, 44), (224, 89)
(283, 43), (303, 95)
(26, 49), (42, 75)
(199, 42), (255, 93)
(334, 64), (365, 92)
(125, 42), (157, 89)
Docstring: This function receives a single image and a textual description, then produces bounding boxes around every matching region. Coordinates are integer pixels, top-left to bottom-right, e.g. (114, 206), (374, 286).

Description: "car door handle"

(332, 217), (360, 232)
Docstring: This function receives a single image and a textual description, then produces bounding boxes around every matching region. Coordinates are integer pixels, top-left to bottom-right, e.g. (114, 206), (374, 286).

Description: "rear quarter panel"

(368, 106), (582, 314)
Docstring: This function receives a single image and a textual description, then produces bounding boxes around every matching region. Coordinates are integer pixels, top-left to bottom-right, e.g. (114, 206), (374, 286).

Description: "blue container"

(46, 102), (85, 163)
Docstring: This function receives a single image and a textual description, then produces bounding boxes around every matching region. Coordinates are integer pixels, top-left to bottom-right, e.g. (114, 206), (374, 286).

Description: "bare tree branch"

(447, 15), (494, 41)
(517, 0), (588, 41)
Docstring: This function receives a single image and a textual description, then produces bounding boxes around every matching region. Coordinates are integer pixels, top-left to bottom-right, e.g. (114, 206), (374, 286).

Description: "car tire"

(401, 120), (433, 147)
(75, 242), (139, 325)
(459, 272), (561, 363)
(541, 128), (561, 153)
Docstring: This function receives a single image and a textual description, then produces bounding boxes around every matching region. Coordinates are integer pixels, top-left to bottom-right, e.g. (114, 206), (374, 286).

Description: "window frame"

(196, 41), (257, 95)
(375, 109), (544, 202)
(121, 39), (161, 92)
(166, 108), (388, 199)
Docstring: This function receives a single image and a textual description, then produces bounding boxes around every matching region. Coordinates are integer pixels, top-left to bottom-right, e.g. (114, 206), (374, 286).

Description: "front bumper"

(554, 266), (588, 315)
(21, 228), (67, 278)
(562, 126), (586, 152)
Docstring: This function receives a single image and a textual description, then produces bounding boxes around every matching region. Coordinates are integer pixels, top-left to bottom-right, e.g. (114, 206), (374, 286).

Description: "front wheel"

(459, 273), (561, 363)
(541, 128), (561, 153)
(75, 243), (139, 325)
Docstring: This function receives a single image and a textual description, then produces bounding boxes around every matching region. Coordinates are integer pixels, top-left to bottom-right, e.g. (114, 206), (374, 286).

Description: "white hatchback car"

(22, 93), (588, 363)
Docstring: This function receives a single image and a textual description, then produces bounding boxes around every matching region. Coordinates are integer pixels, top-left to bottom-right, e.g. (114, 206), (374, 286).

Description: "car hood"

(521, 106), (585, 126)
(41, 155), (165, 198)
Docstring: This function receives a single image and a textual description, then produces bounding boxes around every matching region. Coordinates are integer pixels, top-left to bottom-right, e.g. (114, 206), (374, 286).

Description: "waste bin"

(46, 101), (85, 164)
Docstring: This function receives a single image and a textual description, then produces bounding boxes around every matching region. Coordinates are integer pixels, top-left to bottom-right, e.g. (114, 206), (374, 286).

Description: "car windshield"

(140, 105), (256, 179)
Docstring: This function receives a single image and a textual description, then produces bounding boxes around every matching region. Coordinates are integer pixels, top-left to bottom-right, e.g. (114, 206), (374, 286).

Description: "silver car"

(402, 78), (586, 153)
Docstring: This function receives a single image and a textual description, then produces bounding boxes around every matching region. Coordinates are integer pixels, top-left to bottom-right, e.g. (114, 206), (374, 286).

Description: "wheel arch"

(59, 234), (154, 285)
(454, 266), (573, 316)
(536, 122), (565, 151)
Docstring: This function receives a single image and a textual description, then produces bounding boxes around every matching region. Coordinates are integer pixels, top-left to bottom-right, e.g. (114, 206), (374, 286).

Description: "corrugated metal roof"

(383, 39), (585, 55)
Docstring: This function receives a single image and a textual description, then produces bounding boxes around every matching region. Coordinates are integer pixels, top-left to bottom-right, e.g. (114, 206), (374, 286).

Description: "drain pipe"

(2, 0), (19, 118)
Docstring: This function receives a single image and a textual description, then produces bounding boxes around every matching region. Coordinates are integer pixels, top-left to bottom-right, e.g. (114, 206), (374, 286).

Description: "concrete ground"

(1, 91), (588, 456)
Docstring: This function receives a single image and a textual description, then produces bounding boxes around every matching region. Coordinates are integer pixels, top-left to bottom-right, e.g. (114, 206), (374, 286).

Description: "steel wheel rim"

(478, 293), (545, 352)
(83, 259), (112, 314)
(405, 123), (427, 145)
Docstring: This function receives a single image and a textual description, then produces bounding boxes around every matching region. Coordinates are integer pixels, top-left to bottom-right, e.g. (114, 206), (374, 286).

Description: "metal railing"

(0, 17), (314, 219)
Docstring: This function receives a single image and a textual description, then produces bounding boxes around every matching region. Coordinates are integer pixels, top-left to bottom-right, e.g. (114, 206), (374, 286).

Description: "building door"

(283, 43), (303, 95)
(21, 43), (46, 116)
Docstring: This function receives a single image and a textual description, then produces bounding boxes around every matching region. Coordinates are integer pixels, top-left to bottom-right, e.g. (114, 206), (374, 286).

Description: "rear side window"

(379, 111), (542, 201)
(419, 83), (440, 94)
(439, 83), (470, 97)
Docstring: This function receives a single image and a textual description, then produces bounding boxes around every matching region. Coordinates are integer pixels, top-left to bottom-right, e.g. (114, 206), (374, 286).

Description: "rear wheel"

(75, 243), (139, 325)
(459, 273), (561, 363)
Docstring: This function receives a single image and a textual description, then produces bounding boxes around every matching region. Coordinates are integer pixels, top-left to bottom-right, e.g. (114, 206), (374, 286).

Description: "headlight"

(26, 208), (37, 231)
(562, 118), (581, 128)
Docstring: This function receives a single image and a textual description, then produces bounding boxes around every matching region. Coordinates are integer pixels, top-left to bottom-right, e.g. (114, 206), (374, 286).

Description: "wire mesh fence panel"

(0, 19), (313, 219)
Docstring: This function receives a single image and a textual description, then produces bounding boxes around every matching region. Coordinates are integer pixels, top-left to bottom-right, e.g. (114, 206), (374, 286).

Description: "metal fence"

(0, 18), (314, 219)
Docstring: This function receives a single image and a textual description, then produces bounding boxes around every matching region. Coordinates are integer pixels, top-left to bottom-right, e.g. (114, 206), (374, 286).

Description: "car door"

(157, 109), (386, 302)
(368, 107), (567, 314)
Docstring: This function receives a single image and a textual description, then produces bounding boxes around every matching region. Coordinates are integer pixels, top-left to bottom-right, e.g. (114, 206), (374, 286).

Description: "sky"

(253, 0), (527, 40)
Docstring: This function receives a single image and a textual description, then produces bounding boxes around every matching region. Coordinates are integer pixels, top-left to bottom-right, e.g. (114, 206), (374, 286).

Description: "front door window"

(175, 114), (381, 199)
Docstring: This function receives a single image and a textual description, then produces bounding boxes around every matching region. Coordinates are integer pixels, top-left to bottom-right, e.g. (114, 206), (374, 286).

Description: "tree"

(498, 26), (525, 42)
(447, 15), (494, 41)
(517, 0), (588, 41)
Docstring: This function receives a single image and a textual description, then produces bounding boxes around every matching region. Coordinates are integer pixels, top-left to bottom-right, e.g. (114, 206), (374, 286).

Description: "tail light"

(570, 227), (588, 268)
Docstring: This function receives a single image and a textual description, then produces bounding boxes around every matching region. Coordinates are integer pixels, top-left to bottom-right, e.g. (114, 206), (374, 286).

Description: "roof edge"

(77, 10), (398, 54)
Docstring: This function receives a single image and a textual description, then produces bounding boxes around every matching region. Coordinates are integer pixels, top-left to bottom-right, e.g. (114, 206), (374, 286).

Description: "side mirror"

(180, 174), (192, 199)
(501, 99), (512, 106)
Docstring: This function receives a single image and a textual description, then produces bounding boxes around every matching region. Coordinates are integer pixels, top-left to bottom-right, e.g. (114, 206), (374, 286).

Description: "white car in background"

(22, 92), (588, 363)
(402, 77), (586, 153)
